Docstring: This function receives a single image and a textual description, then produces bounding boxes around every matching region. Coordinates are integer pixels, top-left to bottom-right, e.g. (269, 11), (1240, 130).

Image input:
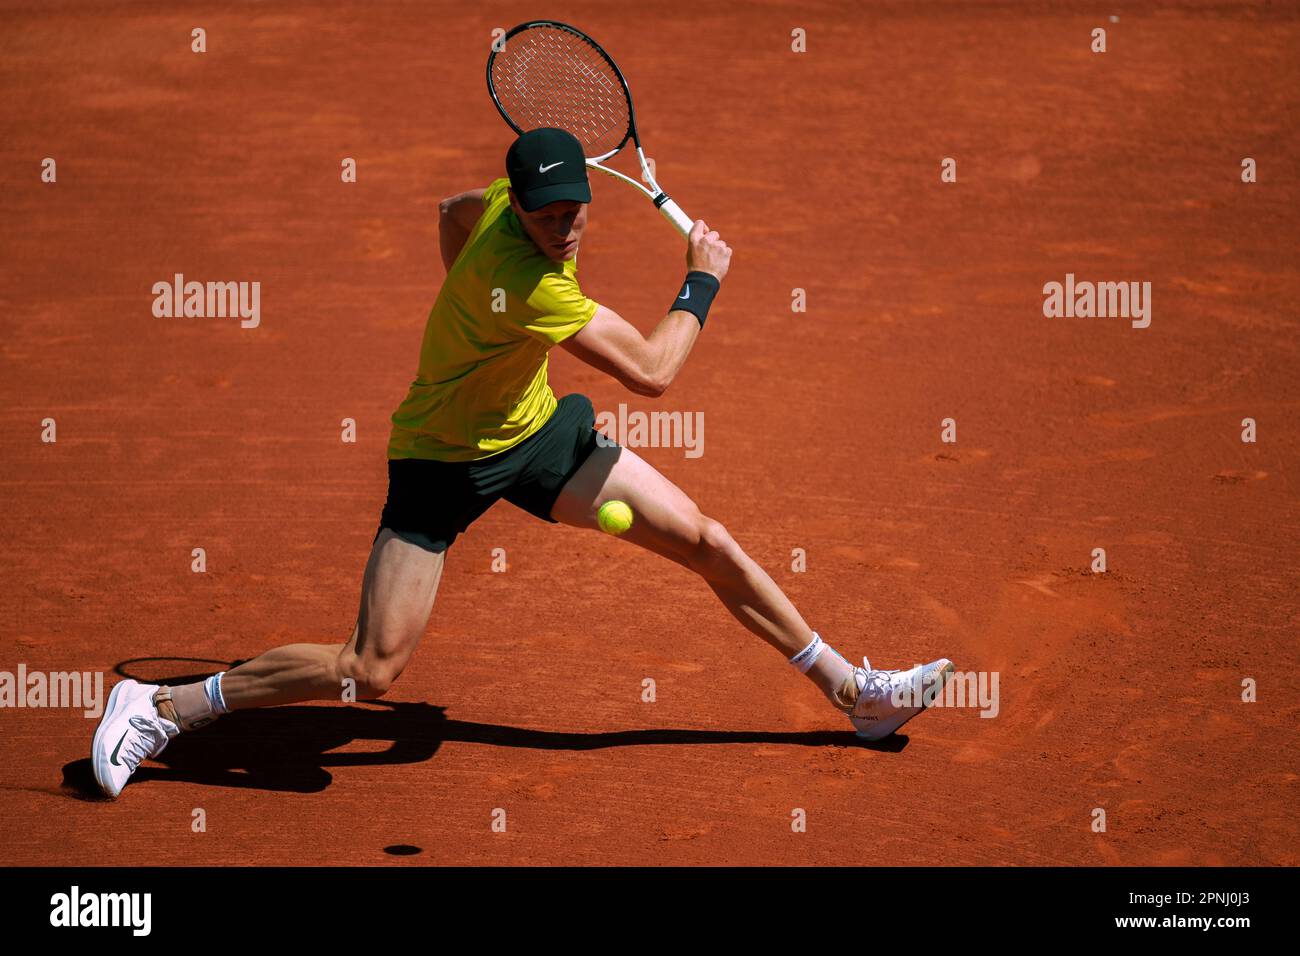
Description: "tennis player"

(91, 128), (954, 797)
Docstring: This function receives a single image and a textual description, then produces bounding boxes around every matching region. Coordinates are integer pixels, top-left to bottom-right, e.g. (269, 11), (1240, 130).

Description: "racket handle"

(656, 197), (693, 238)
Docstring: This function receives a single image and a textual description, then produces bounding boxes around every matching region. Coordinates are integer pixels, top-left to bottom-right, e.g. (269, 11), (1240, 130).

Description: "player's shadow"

(60, 660), (908, 799)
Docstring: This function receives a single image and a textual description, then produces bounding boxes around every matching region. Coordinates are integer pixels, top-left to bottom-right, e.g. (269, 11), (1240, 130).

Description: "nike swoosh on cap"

(538, 161), (565, 173)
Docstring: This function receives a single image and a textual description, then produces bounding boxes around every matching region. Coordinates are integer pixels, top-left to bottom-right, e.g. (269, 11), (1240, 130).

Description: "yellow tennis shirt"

(387, 178), (599, 462)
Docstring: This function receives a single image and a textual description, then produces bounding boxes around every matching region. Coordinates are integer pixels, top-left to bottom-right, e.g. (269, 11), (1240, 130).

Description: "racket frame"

(487, 20), (693, 236)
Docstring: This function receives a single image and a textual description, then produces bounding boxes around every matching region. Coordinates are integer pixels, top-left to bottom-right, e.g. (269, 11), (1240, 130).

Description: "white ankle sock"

(205, 673), (230, 715)
(789, 633), (857, 711)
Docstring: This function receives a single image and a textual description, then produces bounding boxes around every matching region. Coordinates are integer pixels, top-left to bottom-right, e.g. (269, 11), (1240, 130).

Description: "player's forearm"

(639, 267), (724, 393)
(640, 311), (701, 395)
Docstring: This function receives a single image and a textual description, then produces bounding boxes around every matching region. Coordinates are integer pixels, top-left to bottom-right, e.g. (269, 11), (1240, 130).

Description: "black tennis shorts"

(377, 393), (601, 554)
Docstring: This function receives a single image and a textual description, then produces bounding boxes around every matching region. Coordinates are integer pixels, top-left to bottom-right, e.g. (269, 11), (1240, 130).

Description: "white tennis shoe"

(847, 658), (956, 741)
(91, 679), (179, 798)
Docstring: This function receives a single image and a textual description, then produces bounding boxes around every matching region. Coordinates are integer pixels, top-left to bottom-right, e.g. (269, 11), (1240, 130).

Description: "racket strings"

(491, 26), (631, 157)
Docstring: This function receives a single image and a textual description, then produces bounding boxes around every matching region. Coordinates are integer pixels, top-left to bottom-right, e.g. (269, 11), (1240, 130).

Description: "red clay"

(1, 1), (1296, 865)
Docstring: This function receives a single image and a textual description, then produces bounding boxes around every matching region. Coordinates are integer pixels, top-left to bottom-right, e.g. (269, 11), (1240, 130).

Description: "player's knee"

(359, 666), (400, 700)
(688, 516), (742, 578)
(339, 651), (407, 701)
(355, 661), (403, 700)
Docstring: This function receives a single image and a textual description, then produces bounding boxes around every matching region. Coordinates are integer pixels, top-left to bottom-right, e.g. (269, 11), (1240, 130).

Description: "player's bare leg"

(93, 529), (443, 796)
(159, 529), (443, 725)
(550, 443), (859, 710)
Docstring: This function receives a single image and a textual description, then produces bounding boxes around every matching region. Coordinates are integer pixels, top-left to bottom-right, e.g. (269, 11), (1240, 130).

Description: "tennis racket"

(486, 20), (694, 238)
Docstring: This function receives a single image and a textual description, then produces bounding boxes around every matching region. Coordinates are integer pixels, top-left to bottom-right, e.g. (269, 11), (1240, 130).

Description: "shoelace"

(119, 715), (169, 771)
(854, 658), (900, 705)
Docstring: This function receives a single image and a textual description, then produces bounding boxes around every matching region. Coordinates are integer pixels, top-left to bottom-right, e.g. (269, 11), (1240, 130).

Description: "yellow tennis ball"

(597, 499), (634, 535)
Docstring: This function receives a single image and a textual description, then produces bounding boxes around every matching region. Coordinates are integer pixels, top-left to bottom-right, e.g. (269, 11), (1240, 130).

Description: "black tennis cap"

(506, 128), (591, 212)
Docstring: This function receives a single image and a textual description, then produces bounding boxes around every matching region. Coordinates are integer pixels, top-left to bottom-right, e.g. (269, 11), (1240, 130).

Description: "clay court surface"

(1, 1), (1297, 865)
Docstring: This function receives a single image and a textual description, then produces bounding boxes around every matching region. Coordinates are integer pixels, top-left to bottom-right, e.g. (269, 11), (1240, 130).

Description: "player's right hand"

(687, 220), (732, 283)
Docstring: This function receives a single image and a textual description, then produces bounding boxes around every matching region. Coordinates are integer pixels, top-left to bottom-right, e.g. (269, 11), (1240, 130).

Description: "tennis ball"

(597, 499), (634, 536)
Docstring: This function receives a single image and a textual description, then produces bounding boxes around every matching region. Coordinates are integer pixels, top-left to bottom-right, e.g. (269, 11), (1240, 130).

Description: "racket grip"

(657, 197), (693, 238)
